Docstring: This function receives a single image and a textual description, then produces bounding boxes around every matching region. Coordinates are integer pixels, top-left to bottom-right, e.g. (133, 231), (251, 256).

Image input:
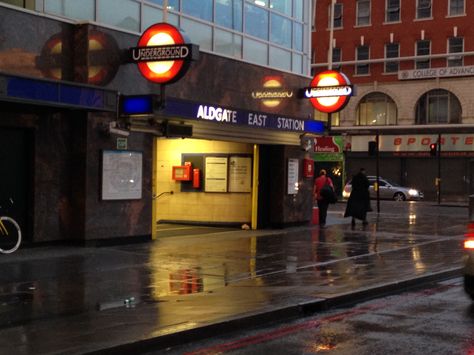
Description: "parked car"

(464, 223), (474, 300)
(342, 176), (424, 201)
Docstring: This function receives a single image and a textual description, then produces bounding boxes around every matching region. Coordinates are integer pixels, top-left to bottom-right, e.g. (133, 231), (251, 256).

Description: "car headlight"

(408, 189), (419, 196)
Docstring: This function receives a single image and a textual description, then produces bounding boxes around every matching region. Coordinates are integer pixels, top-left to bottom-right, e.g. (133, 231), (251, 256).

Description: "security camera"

(108, 121), (130, 137)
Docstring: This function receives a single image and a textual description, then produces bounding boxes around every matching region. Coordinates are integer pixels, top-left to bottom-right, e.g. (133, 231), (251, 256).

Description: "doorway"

(0, 128), (30, 240)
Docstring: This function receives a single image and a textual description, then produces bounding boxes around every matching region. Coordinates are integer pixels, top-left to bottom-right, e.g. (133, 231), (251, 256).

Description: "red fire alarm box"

(303, 158), (314, 178)
(192, 169), (200, 188)
(172, 165), (192, 181)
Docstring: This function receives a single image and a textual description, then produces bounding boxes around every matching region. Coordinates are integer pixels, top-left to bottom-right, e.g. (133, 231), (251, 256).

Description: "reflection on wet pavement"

(0, 201), (467, 354)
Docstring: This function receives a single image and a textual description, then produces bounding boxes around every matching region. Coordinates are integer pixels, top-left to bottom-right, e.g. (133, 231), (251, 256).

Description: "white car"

(343, 176), (424, 201)
(464, 223), (474, 300)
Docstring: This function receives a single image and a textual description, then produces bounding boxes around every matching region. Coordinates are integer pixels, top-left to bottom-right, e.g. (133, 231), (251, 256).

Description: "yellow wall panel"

(154, 138), (253, 224)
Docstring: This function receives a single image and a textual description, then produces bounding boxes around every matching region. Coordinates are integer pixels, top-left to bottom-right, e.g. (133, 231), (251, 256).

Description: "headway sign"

(163, 98), (325, 134)
(129, 23), (199, 84)
(303, 70), (353, 113)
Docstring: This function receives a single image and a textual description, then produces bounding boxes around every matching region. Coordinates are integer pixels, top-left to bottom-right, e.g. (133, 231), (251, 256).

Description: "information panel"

(287, 158), (299, 195)
(205, 156), (228, 192)
(102, 150), (142, 200)
(228, 156), (252, 193)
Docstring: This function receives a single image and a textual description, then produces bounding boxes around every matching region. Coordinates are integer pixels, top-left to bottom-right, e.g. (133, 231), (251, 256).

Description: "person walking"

(344, 168), (371, 227)
(313, 169), (334, 228)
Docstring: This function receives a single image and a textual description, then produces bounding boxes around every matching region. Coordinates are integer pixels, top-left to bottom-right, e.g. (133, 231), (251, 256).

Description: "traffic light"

(429, 143), (437, 156)
(368, 141), (377, 156)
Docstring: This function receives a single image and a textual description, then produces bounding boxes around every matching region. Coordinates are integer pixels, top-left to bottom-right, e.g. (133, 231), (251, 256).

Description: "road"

(159, 277), (474, 355)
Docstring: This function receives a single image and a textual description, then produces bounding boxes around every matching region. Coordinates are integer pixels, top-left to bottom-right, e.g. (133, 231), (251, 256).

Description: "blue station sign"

(164, 98), (324, 134)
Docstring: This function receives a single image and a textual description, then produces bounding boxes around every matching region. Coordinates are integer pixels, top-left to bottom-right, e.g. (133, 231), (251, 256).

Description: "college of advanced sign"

(399, 65), (474, 80)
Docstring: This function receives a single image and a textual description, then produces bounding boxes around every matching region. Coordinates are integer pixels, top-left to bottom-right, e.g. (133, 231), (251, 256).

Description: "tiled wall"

(155, 138), (253, 224)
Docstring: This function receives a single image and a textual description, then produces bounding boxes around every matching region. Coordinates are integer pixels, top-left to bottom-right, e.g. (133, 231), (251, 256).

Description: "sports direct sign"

(129, 23), (199, 84)
(303, 70), (353, 113)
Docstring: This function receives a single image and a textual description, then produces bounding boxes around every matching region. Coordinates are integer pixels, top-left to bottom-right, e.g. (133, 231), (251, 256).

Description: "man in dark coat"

(344, 168), (371, 227)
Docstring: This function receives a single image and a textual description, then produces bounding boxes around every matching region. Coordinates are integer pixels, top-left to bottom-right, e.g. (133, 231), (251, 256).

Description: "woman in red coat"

(313, 169), (334, 228)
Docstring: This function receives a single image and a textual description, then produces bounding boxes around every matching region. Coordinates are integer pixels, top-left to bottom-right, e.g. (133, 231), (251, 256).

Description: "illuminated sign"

(303, 70), (353, 113)
(120, 95), (160, 116)
(313, 136), (342, 153)
(130, 23), (199, 84)
(251, 76), (293, 109)
(351, 135), (474, 155)
(164, 98), (324, 134)
(37, 30), (120, 85)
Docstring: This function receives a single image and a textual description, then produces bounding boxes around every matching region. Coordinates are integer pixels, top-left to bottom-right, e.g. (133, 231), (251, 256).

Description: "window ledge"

(414, 17), (433, 22)
(354, 24), (371, 28)
(446, 14), (466, 18)
(383, 20), (401, 25)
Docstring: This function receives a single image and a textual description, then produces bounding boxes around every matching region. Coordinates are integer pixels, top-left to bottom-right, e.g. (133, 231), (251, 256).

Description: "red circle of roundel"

(137, 23), (185, 84)
(309, 70), (351, 113)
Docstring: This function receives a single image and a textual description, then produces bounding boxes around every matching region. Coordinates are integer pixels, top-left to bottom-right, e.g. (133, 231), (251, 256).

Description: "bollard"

(312, 206), (319, 225)
(469, 195), (474, 221)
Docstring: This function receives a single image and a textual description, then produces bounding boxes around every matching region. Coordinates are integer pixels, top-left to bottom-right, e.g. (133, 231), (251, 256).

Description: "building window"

(331, 3), (343, 28)
(270, 0), (292, 16)
(416, 89), (461, 124)
(145, 0), (179, 10)
(417, 0), (431, 19)
(332, 47), (341, 70)
(182, 0), (213, 21)
(356, 45), (369, 75)
(386, 0), (400, 22)
(215, 0), (243, 31)
(356, 0), (370, 26)
(0, 0), (35, 10)
(415, 40), (430, 69)
(270, 13), (292, 48)
(98, 0), (140, 32)
(44, 0), (94, 20)
(357, 92), (397, 126)
(448, 37), (463, 67)
(385, 43), (399, 73)
(449, 0), (465, 16)
(314, 111), (340, 127)
(244, 2), (269, 40)
(293, 22), (303, 51)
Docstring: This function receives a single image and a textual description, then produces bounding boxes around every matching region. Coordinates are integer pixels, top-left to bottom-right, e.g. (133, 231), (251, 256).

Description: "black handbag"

(320, 180), (337, 204)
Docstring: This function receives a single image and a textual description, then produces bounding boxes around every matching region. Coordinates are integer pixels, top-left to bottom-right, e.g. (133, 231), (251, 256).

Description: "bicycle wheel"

(0, 216), (22, 254)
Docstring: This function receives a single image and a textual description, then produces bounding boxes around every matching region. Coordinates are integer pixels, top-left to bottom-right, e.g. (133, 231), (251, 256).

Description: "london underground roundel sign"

(131, 23), (198, 84)
(304, 70), (353, 113)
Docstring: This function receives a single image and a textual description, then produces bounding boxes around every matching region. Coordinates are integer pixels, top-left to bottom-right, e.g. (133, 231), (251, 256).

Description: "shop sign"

(312, 136), (344, 161)
(164, 98), (325, 134)
(129, 23), (199, 84)
(399, 65), (474, 80)
(351, 134), (474, 152)
(313, 136), (342, 153)
(303, 70), (353, 113)
(251, 76), (293, 109)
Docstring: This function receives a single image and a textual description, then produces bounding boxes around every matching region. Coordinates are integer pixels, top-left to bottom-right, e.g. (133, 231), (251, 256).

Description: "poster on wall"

(229, 156), (252, 193)
(287, 158), (299, 195)
(102, 150), (142, 200)
(205, 156), (228, 192)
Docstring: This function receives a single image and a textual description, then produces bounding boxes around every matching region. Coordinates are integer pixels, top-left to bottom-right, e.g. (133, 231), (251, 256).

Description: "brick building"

(312, 0), (474, 201)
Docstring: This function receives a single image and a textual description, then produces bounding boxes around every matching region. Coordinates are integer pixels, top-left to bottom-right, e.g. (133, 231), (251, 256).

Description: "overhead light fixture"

(254, 0), (266, 7)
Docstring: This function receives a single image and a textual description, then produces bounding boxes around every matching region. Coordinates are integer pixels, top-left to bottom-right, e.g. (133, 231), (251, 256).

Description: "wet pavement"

(0, 201), (468, 354)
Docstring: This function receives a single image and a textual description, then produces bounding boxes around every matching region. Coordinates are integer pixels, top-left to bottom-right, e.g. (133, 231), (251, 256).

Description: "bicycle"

(0, 198), (22, 254)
